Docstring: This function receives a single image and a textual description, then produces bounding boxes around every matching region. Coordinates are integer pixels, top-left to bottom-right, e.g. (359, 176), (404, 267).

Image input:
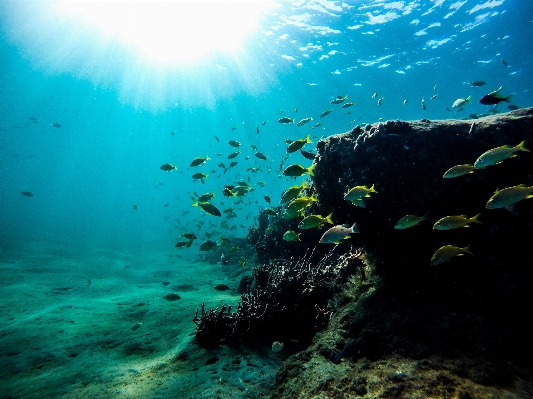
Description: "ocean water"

(0, 1), (532, 397)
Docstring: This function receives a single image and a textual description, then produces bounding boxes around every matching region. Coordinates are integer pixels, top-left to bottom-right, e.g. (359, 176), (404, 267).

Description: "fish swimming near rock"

(281, 182), (308, 203)
(479, 86), (513, 105)
(473, 140), (529, 169)
(431, 244), (473, 266)
(443, 164), (475, 178)
(160, 163), (178, 172)
(319, 223), (359, 244)
(452, 95), (472, 108)
(283, 230), (301, 242)
(344, 184), (377, 204)
(433, 214), (482, 230)
(394, 213), (431, 229)
(283, 163), (315, 177)
(300, 149), (316, 160)
(486, 184), (533, 209)
(299, 213), (334, 229)
(287, 134), (312, 153)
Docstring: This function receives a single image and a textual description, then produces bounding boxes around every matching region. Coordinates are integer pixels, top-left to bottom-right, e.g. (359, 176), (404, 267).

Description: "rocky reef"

(197, 108), (533, 398)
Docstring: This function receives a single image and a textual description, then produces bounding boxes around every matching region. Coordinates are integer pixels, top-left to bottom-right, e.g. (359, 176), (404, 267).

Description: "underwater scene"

(1, 1), (533, 398)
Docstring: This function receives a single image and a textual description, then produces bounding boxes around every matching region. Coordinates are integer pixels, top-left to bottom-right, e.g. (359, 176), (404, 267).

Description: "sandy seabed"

(0, 239), (282, 399)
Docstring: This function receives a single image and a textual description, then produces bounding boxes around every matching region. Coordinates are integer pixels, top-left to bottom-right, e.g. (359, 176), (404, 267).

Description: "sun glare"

(53, 1), (273, 65)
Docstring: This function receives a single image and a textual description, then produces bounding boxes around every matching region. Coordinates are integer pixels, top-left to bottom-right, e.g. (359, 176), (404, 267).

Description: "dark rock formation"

(269, 109), (533, 398)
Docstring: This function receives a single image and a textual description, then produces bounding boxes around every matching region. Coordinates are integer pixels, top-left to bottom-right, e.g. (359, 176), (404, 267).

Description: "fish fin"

(505, 94), (514, 103)
(308, 163), (315, 176)
(325, 213), (334, 225)
(350, 223), (359, 234)
(465, 95), (472, 103)
(464, 244), (474, 256)
(517, 140), (530, 152)
(471, 213), (483, 223)
(369, 183), (377, 193)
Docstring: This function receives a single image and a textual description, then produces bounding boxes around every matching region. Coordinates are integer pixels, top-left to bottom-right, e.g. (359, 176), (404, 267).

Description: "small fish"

(278, 117), (295, 124)
(255, 152), (268, 160)
(344, 184), (377, 203)
(181, 233), (197, 240)
(468, 122), (476, 135)
(341, 102), (355, 108)
(474, 140), (529, 169)
(216, 162), (226, 169)
(215, 136), (220, 142)
(320, 109), (333, 118)
(312, 122), (322, 129)
(331, 95), (348, 104)
(193, 201), (221, 216)
(287, 134), (312, 153)
(394, 213), (431, 229)
(256, 126), (260, 134)
(421, 98), (426, 110)
(227, 151), (240, 159)
(431, 245), (473, 266)
(198, 192), (215, 202)
(228, 140), (241, 148)
(377, 97), (384, 106)
(466, 80), (486, 87)
(240, 256), (247, 268)
(434, 85), (437, 92)
(160, 163), (178, 172)
(298, 213), (334, 229)
(281, 182), (308, 203)
(286, 193), (318, 214)
(262, 121), (268, 126)
(507, 104), (520, 111)
(433, 214), (482, 230)
(175, 240), (193, 248)
(300, 149), (316, 160)
(403, 100), (408, 105)
(133, 205), (137, 210)
(283, 163), (315, 177)
(443, 164), (475, 178)
(200, 240), (218, 251)
(229, 161), (238, 168)
(21, 191), (34, 197)
(486, 184), (533, 209)
(249, 144), (258, 151)
(430, 94), (438, 101)
(214, 284), (229, 291)
(231, 126), (237, 130)
(372, 93), (377, 98)
(264, 195), (271, 205)
(501, 58), (509, 67)
(452, 95), (472, 108)
(319, 223), (359, 244)
(296, 117), (313, 127)
(51, 122), (62, 128)
(479, 86), (513, 105)
(192, 172), (208, 183)
(283, 230), (301, 242)
(190, 156), (210, 167)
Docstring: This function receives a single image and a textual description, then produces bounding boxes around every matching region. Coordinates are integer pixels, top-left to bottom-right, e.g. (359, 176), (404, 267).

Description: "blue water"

(1, 0), (532, 253)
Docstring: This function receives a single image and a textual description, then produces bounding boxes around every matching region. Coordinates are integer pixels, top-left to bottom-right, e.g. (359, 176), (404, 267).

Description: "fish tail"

(517, 140), (530, 152)
(192, 201), (199, 207)
(465, 95), (472, 103)
(305, 133), (312, 143)
(463, 244), (474, 256)
(471, 213), (483, 224)
(505, 94), (514, 103)
(308, 163), (316, 176)
(369, 184), (377, 193)
(325, 213), (334, 225)
(350, 222), (359, 234)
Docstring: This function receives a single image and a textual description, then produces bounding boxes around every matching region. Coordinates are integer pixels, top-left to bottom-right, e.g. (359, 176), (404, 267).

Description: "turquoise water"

(1, 1), (531, 253)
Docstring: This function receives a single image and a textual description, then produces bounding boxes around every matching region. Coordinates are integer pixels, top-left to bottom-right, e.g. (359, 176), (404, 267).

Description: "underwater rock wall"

(312, 108), (533, 272)
(270, 108), (533, 399)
